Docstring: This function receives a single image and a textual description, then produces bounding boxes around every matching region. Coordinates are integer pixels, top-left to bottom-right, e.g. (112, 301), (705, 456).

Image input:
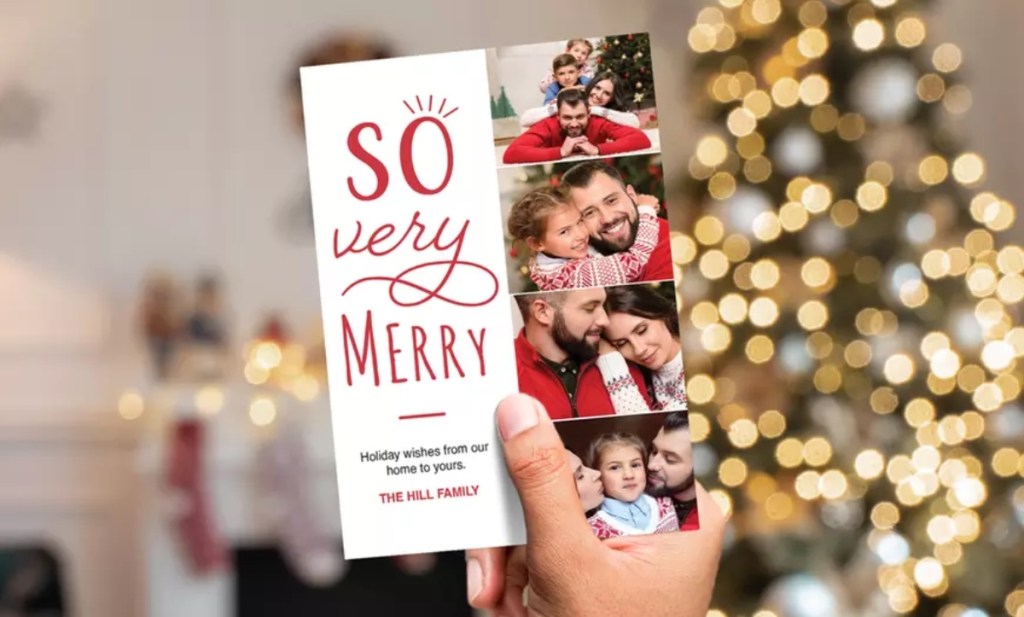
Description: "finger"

(466, 547), (508, 609)
(500, 546), (529, 617)
(692, 480), (727, 538)
(601, 483), (726, 615)
(495, 394), (594, 554)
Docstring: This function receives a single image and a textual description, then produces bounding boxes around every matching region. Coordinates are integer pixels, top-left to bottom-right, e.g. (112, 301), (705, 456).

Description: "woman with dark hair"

(567, 449), (604, 518)
(519, 71), (640, 129)
(595, 284), (687, 413)
(584, 71), (634, 114)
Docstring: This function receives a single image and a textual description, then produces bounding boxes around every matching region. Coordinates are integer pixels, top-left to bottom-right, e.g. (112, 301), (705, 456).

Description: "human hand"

(576, 140), (599, 156)
(636, 193), (661, 211)
(597, 337), (617, 356)
(560, 136), (587, 158)
(466, 394), (726, 617)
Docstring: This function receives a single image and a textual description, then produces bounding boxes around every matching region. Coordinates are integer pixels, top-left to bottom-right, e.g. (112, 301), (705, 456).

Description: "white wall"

(0, 0), (652, 421)
(1, 0), (1021, 422)
(488, 39), (588, 122)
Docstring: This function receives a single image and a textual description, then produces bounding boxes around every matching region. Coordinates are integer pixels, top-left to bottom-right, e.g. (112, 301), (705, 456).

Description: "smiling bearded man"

(561, 161), (673, 282)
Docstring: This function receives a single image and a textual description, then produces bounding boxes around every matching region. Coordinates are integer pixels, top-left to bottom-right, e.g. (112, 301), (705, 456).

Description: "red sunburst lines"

(402, 95), (460, 118)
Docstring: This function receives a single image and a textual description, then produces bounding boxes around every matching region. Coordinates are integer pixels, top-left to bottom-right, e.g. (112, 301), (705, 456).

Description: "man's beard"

(590, 200), (642, 255)
(551, 311), (598, 362)
(646, 472), (695, 498)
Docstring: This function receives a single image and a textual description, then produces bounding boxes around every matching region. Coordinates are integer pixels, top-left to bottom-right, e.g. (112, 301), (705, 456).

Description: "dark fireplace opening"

(234, 546), (473, 617)
(0, 545), (66, 616)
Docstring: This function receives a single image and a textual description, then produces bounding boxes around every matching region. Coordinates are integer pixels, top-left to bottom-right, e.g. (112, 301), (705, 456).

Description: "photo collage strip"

(487, 33), (699, 539)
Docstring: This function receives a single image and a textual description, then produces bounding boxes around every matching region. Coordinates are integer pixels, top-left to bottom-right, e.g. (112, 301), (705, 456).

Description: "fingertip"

(465, 547), (507, 609)
(496, 394), (545, 442)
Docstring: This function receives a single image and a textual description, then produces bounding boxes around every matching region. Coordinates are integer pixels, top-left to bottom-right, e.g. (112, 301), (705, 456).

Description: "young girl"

(586, 432), (678, 539)
(507, 187), (661, 291)
(538, 39), (597, 94)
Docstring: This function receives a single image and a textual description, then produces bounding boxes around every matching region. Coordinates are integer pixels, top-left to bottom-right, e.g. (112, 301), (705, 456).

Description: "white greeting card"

(301, 33), (698, 559)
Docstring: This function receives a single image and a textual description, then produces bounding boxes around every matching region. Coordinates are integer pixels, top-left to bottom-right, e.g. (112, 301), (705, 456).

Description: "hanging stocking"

(256, 425), (346, 587)
(163, 419), (228, 574)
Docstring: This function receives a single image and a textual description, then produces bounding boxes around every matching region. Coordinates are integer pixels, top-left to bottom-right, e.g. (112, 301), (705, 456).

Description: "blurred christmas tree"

(491, 86), (517, 119)
(675, 1), (1024, 616)
(598, 33), (656, 109)
(507, 155), (666, 292)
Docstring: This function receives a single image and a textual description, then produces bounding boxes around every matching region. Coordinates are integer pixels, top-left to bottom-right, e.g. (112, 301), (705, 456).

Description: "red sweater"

(514, 329), (653, 420)
(639, 217), (673, 282)
(680, 503), (700, 531)
(502, 116), (652, 164)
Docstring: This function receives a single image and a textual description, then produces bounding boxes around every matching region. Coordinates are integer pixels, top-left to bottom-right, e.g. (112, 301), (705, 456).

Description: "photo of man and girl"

(509, 281), (687, 421)
(487, 33), (660, 165)
(560, 412), (699, 538)
(499, 157), (671, 294)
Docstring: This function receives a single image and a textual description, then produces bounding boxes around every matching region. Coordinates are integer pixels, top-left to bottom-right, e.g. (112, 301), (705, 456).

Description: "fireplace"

(0, 546), (66, 616)
(233, 546), (472, 617)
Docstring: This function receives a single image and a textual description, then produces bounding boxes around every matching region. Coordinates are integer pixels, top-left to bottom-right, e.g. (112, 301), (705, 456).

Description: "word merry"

(341, 310), (486, 387)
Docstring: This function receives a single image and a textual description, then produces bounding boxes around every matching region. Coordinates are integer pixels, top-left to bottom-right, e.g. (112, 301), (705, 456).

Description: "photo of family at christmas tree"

(487, 33), (661, 165)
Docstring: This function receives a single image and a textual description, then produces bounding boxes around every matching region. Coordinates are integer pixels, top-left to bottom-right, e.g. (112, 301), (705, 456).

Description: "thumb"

(496, 394), (593, 554)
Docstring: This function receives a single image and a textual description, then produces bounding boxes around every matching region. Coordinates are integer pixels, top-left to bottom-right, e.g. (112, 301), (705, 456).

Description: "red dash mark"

(428, 94), (434, 111)
(399, 412), (447, 420)
(403, 100), (415, 114)
(416, 95), (423, 111)
(442, 107), (459, 118)
(437, 98), (447, 116)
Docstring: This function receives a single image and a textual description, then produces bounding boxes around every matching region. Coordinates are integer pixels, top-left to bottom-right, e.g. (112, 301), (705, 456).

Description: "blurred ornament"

(851, 58), (919, 123)
(809, 397), (857, 451)
(722, 360), (792, 412)
(259, 315), (290, 344)
(1012, 485), (1024, 526)
(860, 125), (927, 172)
(874, 531), (910, 565)
(870, 416), (908, 451)
(693, 443), (719, 477)
(801, 219), (845, 256)
(988, 403), (1024, 441)
(680, 269), (712, 302)
(821, 499), (863, 530)
(762, 573), (846, 617)
(715, 185), (773, 235)
(779, 334), (814, 375)
(886, 262), (923, 300)
(904, 212), (936, 245)
(772, 126), (824, 175)
(0, 83), (45, 142)
(950, 309), (984, 350)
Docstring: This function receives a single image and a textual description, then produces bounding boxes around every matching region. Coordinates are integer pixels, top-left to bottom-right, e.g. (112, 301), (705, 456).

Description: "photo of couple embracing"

(562, 412), (699, 539)
(510, 281), (686, 421)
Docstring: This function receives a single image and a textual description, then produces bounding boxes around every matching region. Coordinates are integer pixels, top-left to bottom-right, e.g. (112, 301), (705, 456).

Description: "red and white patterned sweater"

(529, 205), (660, 291)
(588, 495), (679, 539)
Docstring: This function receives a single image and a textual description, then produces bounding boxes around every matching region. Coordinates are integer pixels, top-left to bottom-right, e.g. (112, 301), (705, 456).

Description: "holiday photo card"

(300, 32), (696, 559)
